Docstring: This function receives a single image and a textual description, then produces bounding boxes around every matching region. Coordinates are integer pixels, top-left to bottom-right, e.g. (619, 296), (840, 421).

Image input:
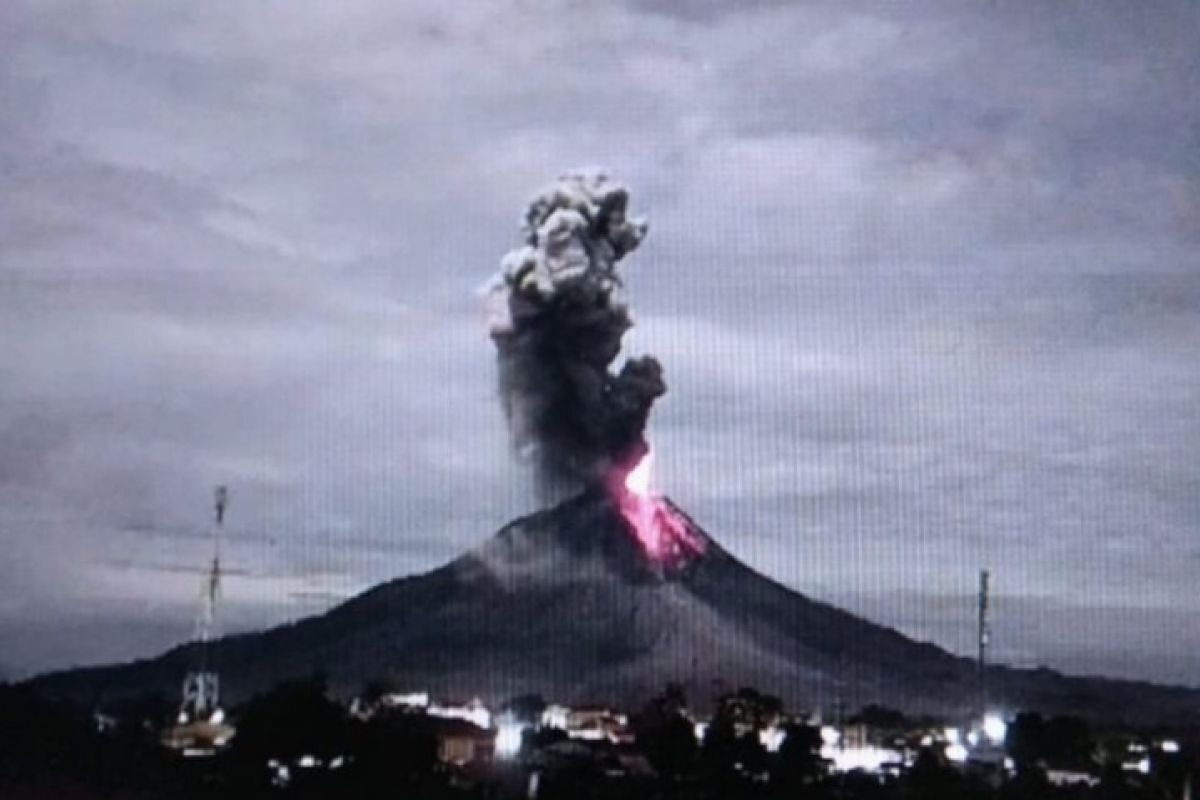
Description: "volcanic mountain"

(31, 489), (1200, 723)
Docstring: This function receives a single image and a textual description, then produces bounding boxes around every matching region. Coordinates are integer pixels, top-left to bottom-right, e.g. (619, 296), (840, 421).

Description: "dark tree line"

(1, 679), (1195, 800)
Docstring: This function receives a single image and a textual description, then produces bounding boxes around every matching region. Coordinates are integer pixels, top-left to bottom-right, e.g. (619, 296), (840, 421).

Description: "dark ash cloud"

(488, 171), (664, 496)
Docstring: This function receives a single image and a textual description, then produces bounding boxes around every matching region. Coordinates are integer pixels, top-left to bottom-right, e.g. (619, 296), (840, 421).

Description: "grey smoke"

(487, 170), (664, 498)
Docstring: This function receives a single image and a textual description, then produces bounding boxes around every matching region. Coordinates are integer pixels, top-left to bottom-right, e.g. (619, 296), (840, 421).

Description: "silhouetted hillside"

(30, 490), (1200, 723)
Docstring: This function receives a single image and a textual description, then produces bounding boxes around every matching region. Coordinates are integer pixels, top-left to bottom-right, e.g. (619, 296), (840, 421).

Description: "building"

(541, 704), (631, 743)
(429, 697), (492, 730)
(433, 717), (496, 766)
(1046, 768), (1101, 788)
(380, 691), (431, 710)
(160, 717), (236, 758)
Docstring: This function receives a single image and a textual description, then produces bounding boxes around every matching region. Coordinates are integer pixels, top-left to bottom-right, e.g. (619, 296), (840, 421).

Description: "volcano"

(30, 490), (1200, 723)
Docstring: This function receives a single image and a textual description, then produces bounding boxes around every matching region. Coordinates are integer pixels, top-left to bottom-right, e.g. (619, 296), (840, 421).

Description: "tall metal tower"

(177, 486), (228, 724)
(977, 568), (991, 712)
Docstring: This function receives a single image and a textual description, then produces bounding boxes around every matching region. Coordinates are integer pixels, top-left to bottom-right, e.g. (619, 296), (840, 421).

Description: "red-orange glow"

(610, 449), (705, 568)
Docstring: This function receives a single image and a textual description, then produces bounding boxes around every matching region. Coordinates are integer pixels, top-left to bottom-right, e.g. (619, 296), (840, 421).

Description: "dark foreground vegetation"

(2, 679), (1196, 800)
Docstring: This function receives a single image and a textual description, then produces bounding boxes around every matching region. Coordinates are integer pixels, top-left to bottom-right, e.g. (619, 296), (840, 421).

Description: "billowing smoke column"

(487, 170), (705, 567)
(487, 170), (664, 495)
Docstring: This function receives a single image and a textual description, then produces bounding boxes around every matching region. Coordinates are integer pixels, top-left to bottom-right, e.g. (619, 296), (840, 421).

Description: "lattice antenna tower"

(178, 486), (228, 724)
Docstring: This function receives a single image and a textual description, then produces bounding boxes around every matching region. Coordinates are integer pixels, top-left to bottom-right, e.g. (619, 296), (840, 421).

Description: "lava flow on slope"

(607, 447), (705, 572)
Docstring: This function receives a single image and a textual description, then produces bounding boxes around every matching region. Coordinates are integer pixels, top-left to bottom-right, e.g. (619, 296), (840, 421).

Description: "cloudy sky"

(2, 1), (1197, 685)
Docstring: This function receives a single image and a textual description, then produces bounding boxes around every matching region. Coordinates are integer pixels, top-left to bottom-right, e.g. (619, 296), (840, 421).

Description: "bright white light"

(625, 452), (653, 497)
(820, 726), (841, 746)
(967, 731), (980, 747)
(1161, 740), (1180, 754)
(944, 727), (960, 744)
(945, 743), (969, 763)
(210, 708), (225, 725)
(568, 728), (606, 741)
(298, 755), (318, 769)
(1135, 757), (1151, 775)
(693, 722), (708, 742)
(542, 705), (569, 730)
(759, 726), (786, 753)
(177, 712), (188, 725)
(822, 744), (902, 773)
(384, 692), (430, 709)
(496, 722), (526, 758)
(429, 702), (491, 730)
(983, 714), (1007, 744)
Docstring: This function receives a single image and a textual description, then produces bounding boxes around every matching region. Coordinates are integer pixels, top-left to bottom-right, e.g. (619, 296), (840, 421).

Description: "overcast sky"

(1, 1), (1197, 686)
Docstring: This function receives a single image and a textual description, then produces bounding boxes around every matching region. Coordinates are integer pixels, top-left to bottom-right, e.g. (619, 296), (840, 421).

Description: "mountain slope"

(30, 490), (1200, 723)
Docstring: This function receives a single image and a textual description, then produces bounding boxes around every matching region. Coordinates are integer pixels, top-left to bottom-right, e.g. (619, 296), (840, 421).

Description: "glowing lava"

(610, 449), (705, 569)
(625, 450), (654, 496)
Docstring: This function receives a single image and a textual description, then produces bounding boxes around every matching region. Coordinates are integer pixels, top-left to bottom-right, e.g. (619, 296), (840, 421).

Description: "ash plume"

(486, 170), (664, 498)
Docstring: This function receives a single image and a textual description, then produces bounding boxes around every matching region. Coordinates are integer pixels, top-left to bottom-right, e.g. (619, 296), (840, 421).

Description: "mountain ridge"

(28, 490), (1200, 724)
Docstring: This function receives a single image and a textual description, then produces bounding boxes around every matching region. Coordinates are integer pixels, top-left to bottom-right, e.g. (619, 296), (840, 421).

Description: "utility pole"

(977, 568), (991, 715)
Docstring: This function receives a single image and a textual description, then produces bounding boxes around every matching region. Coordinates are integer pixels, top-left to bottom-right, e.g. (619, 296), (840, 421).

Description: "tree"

(352, 707), (438, 791)
(701, 706), (766, 792)
(633, 685), (697, 778)
(998, 762), (1055, 800)
(720, 687), (783, 731)
(1043, 715), (1095, 770)
(229, 676), (352, 787)
(1097, 760), (1141, 800)
(1007, 712), (1048, 772)
(772, 723), (826, 791)
(902, 748), (974, 800)
(642, 714), (698, 779)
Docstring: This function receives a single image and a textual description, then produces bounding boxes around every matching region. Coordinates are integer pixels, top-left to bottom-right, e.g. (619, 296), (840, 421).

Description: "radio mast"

(977, 568), (991, 712)
(177, 486), (228, 725)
